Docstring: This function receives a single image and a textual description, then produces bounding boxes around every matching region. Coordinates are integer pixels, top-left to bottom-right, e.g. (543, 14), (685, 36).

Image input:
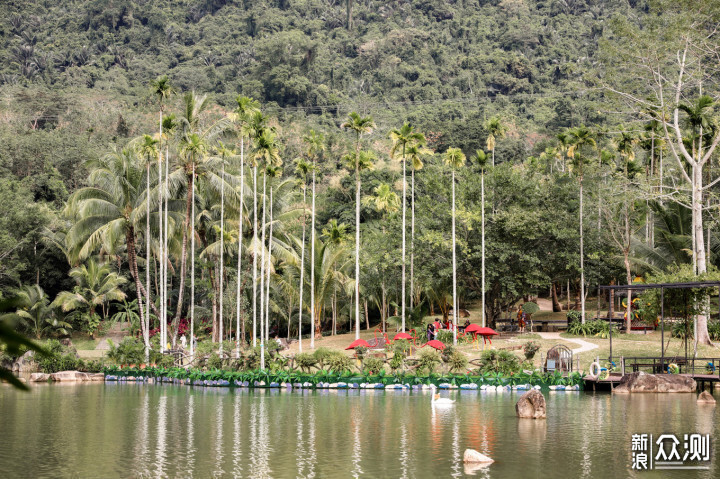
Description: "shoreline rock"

(612, 371), (696, 394)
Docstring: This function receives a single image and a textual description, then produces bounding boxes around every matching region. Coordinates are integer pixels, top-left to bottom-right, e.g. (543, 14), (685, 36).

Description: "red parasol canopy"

(476, 327), (498, 337)
(345, 339), (371, 350)
(464, 323), (482, 334)
(393, 332), (413, 341)
(424, 339), (446, 350)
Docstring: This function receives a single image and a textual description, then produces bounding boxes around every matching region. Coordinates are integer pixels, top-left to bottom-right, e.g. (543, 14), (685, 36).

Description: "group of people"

(426, 318), (472, 341)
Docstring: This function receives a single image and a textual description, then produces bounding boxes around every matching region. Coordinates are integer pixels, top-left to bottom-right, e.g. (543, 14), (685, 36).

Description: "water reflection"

(0, 385), (718, 478)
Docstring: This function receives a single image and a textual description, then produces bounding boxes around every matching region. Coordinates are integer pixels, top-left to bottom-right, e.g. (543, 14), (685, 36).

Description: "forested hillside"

(2, 0), (720, 349)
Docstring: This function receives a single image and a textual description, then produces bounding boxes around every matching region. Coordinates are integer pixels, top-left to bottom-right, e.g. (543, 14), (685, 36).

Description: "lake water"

(0, 383), (718, 478)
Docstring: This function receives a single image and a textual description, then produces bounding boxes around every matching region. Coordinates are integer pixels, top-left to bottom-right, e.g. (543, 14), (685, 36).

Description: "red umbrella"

(424, 339), (446, 350)
(477, 327), (498, 336)
(476, 327), (498, 346)
(393, 332), (413, 341)
(345, 339), (371, 350)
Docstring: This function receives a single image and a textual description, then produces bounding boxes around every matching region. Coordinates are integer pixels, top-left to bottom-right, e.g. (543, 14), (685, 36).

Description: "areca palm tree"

(566, 126), (596, 323)
(389, 123), (425, 332)
(405, 141), (432, 312)
(485, 116), (506, 167)
(471, 149), (489, 327)
(443, 147), (466, 345)
(253, 128), (281, 367)
(233, 96), (260, 354)
(264, 165), (283, 353)
(321, 219), (350, 334)
(151, 76), (174, 350)
(302, 129), (324, 348)
(136, 134), (159, 348)
(342, 112), (375, 340)
(363, 183), (399, 332)
(294, 156), (313, 350)
(65, 146), (155, 354)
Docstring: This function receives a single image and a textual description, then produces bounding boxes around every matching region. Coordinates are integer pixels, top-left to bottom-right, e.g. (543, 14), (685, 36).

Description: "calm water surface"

(1, 383), (719, 478)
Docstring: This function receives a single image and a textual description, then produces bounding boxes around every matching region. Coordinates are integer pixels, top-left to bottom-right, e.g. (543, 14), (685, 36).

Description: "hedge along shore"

(99, 366), (584, 391)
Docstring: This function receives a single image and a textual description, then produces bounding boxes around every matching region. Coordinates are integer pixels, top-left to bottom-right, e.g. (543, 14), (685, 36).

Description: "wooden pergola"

(598, 281), (720, 368)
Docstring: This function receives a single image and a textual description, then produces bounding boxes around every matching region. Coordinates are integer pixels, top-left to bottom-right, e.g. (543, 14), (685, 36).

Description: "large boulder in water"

(613, 371), (696, 393)
(29, 373), (50, 382)
(515, 389), (546, 419)
(697, 391), (716, 405)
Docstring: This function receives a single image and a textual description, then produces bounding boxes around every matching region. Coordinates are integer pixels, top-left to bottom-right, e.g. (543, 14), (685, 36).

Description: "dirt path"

(537, 332), (598, 354)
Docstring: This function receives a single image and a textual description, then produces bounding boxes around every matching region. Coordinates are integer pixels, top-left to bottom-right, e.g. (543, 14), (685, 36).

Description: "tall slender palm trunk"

(354, 165), (361, 339)
(451, 169), (457, 345)
(410, 168), (415, 313)
(265, 187), (274, 348)
(310, 164), (316, 348)
(481, 170), (486, 327)
(252, 165), (258, 348)
(164, 150), (169, 347)
(190, 164), (195, 357)
(401, 146), (406, 332)
(145, 162), (151, 361)
(219, 161), (225, 354)
(579, 176), (586, 323)
(259, 171), (267, 369)
(158, 153), (164, 352)
(235, 138), (244, 356)
(298, 184), (306, 352)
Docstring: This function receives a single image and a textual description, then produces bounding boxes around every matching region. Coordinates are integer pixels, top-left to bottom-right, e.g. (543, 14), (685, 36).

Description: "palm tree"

(137, 134), (159, 350)
(253, 128), (281, 367)
(294, 156), (312, 351)
(342, 113), (375, 340)
(150, 75), (174, 351)
(264, 165), (283, 352)
(233, 96), (260, 354)
(65, 146), (157, 354)
(471, 149), (489, 327)
(389, 123), (425, 332)
(172, 92), (232, 346)
(566, 126), (596, 324)
(302, 130), (325, 348)
(321, 219), (351, 334)
(443, 147), (466, 345)
(405, 141), (432, 312)
(16, 285), (71, 339)
(485, 117), (506, 167)
(53, 259), (127, 339)
(362, 183), (399, 332)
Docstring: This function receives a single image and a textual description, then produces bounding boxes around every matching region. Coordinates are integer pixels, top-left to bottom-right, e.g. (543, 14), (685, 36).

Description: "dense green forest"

(1, 0), (720, 356)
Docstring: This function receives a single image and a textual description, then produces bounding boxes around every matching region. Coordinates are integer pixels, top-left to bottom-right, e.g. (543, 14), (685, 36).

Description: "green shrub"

(206, 353), (223, 370)
(445, 349), (468, 373)
(709, 321), (720, 341)
(672, 319), (693, 339)
(522, 341), (540, 360)
(312, 347), (335, 367)
(362, 357), (385, 374)
(566, 310), (582, 323)
(477, 349), (521, 375)
(436, 330), (469, 344)
(295, 352), (317, 372)
(325, 353), (353, 373)
(388, 352), (405, 372)
(416, 349), (441, 374)
(107, 337), (145, 365)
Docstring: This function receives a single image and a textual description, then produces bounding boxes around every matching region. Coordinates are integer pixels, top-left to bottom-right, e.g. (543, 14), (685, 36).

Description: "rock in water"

(697, 391), (716, 404)
(463, 449), (494, 464)
(612, 371), (696, 394)
(49, 371), (90, 382)
(29, 373), (50, 382)
(515, 389), (546, 419)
